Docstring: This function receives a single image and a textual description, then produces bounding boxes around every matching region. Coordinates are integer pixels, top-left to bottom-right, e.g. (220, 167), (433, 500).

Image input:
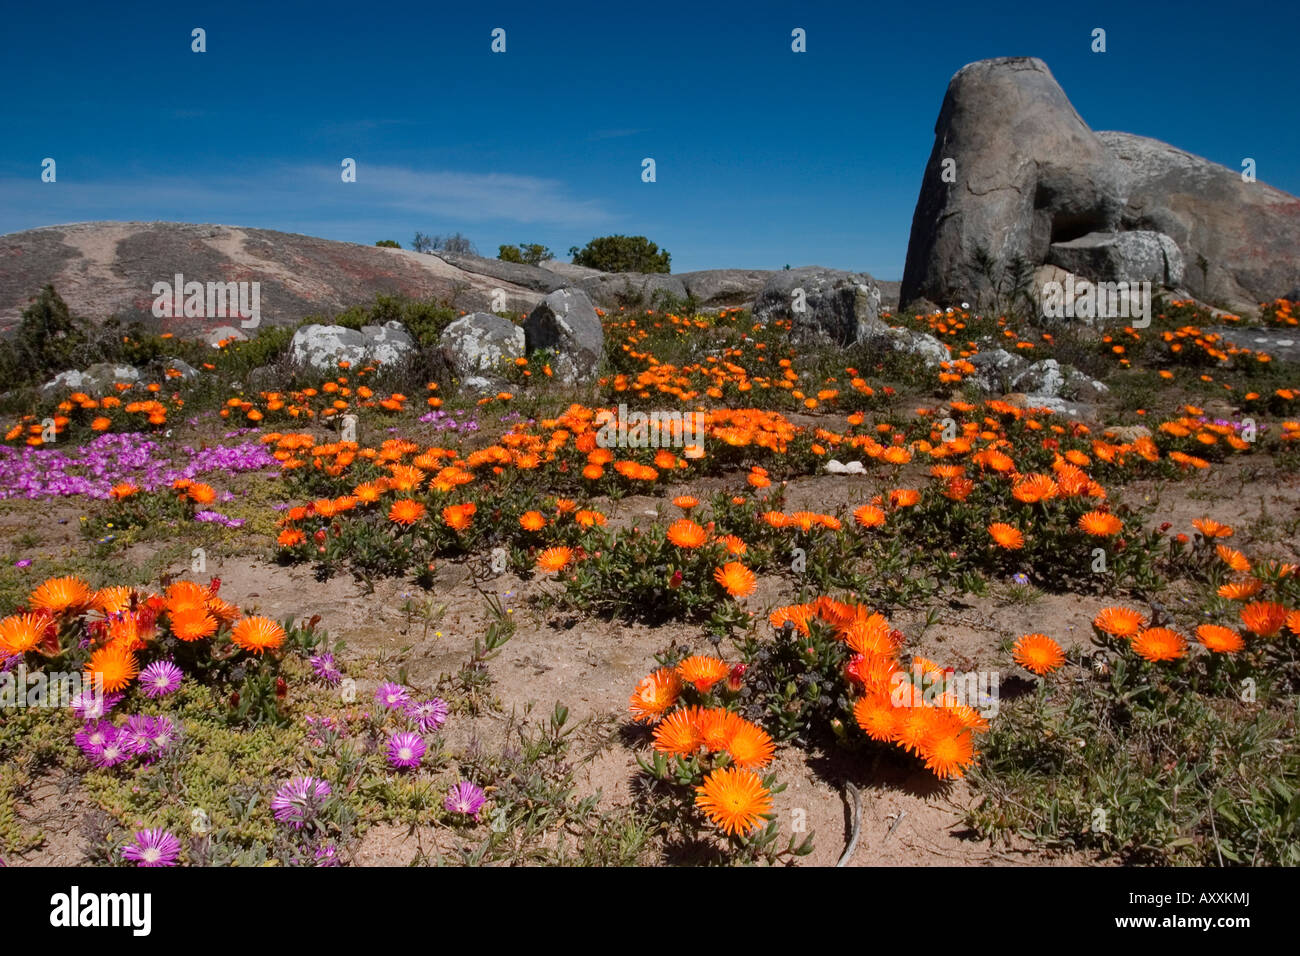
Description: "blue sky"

(2, 0), (1297, 277)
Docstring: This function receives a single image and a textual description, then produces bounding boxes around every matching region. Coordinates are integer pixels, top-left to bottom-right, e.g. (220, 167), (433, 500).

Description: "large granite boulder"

(40, 363), (141, 398)
(1098, 131), (1300, 311)
(439, 312), (525, 378)
(523, 288), (604, 384)
(900, 57), (1300, 313)
(289, 320), (417, 372)
(900, 57), (1126, 310)
(1046, 230), (1184, 286)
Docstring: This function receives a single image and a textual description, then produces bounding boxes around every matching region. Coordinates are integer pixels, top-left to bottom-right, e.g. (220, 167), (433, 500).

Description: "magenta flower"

(139, 661), (183, 697)
(271, 776), (333, 829)
(310, 651), (341, 686)
(375, 682), (410, 710)
(406, 697), (449, 734)
(74, 719), (116, 759)
(70, 690), (122, 721)
(445, 781), (486, 820)
(386, 731), (426, 769)
(122, 828), (181, 867)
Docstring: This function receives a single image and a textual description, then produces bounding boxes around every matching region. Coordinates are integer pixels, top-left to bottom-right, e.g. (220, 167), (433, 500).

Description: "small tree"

(498, 244), (524, 264)
(375, 239), (401, 249)
(570, 235), (671, 273)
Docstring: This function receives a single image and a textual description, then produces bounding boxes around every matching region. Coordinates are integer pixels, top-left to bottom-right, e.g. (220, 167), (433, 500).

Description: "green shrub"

(569, 236), (671, 274)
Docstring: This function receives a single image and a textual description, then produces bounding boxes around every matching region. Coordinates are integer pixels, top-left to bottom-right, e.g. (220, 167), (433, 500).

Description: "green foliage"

(498, 243), (552, 266)
(374, 239), (401, 249)
(569, 235), (672, 274)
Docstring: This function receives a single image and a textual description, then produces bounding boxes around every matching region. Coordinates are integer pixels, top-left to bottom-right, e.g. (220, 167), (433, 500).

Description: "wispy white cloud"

(0, 162), (614, 237)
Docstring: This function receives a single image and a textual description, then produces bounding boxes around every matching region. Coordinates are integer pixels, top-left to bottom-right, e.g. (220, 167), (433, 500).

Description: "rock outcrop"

(900, 57), (1300, 313)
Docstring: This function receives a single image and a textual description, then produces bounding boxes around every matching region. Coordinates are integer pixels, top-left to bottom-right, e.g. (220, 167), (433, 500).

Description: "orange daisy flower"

(1093, 606), (1146, 638)
(388, 499), (426, 526)
(666, 519), (708, 549)
(229, 616), (287, 655)
(1196, 624), (1244, 654)
(0, 613), (52, 656)
(853, 693), (899, 741)
(1012, 634), (1065, 675)
(1216, 545), (1251, 573)
(923, 729), (976, 780)
(1078, 511), (1123, 537)
(1192, 517), (1233, 538)
(536, 546), (574, 574)
(1132, 627), (1187, 662)
(676, 656), (729, 692)
(84, 643), (139, 693)
(714, 562), (757, 598)
(694, 767), (772, 837)
(519, 510), (547, 531)
(723, 715), (775, 770)
(653, 706), (703, 758)
(988, 523), (1024, 550)
(628, 667), (681, 723)
(29, 576), (92, 616)
(853, 504), (886, 529)
(169, 606), (219, 642)
(1240, 602), (1288, 637)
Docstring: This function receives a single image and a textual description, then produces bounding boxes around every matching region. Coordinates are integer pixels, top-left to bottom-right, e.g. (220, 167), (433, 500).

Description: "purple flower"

(406, 697), (449, 734)
(93, 735), (131, 768)
(194, 510), (245, 528)
(74, 719), (116, 758)
(375, 682), (410, 710)
(70, 690), (122, 721)
(144, 715), (176, 754)
(118, 715), (155, 758)
(139, 661), (183, 698)
(310, 651), (342, 686)
(386, 731), (426, 769)
(445, 781), (486, 820)
(122, 828), (181, 867)
(315, 844), (339, 867)
(272, 776), (333, 829)
(13, 559), (31, 569)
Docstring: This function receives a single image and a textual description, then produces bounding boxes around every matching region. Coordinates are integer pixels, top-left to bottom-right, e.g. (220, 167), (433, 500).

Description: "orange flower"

(229, 616), (286, 655)
(519, 510), (547, 531)
(536, 546), (574, 574)
(441, 502), (476, 531)
(1132, 627), (1187, 662)
(723, 715), (775, 770)
(853, 504), (886, 529)
(653, 707), (703, 758)
(169, 606), (219, 642)
(666, 519), (708, 549)
(922, 729), (977, 780)
(694, 767), (772, 837)
(1215, 545), (1251, 573)
(388, 499), (426, 526)
(629, 667), (682, 723)
(1218, 578), (1262, 601)
(1192, 517), (1233, 538)
(718, 534), (747, 556)
(988, 523), (1024, 550)
(853, 693), (898, 742)
(1012, 474), (1057, 503)
(85, 644), (139, 693)
(714, 562), (757, 598)
(1093, 606), (1146, 638)
(0, 613), (52, 656)
(1012, 634), (1065, 675)
(1240, 602), (1287, 637)
(676, 656), (729, 692)
(672, 495), (700, 511)
(29, 576), (92, 616)
(277, 528), (306, 547)
(109, 482), (139, 500)
(889, 488), (920, 508)
(1196, 624), (1244, 654)
(1078, 511), (1123, 537)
